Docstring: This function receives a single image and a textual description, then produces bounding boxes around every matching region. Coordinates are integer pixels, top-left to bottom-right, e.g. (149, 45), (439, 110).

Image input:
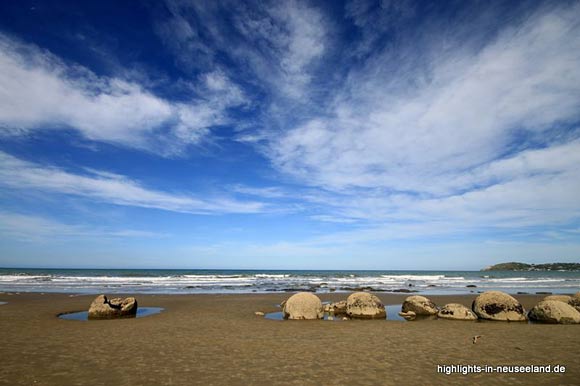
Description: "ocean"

(0, 268), (578, 295)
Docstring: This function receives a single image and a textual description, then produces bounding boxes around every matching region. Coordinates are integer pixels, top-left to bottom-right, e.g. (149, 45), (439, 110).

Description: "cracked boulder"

(472, 291), (526, 321)
(528, 300), (580, 324)
(346, 292), (386, 319)
(88, 294), (138, 320)
(282, 292), (323, 320)
(402, 295), (438, 316)
(437, 303), (477, 321)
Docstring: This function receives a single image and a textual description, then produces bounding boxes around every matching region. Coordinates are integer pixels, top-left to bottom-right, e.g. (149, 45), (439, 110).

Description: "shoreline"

(1, 292), (579, 385)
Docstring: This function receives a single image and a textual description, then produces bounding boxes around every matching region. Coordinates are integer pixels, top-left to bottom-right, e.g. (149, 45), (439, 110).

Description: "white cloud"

(271, 3), (580, 195)
(0, 152), (266, 215)
(0, 34), (244, 155)
(159, 0), (327, 100)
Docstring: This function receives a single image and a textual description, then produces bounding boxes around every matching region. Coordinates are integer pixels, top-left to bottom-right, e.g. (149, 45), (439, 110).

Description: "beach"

(0, 292), (578, 386)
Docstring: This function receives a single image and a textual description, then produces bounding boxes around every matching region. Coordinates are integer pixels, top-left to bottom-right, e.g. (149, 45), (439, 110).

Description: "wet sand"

(0, 292), (578, 385)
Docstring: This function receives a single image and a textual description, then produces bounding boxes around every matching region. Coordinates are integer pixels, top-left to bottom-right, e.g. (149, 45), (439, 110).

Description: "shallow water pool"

(59, 307), (164, 321)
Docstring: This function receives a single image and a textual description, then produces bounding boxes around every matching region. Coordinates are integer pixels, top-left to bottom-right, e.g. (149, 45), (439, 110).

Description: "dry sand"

(0, 292), (578, 385)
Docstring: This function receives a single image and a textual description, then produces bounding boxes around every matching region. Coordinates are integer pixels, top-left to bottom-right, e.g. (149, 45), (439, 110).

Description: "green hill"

(482, 262), (580, 271)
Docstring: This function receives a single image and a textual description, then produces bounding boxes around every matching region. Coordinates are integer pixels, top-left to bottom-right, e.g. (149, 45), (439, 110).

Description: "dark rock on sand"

(282, 292), (323, 320)
(437, 303), (477, 321)
(528, 300), (580, 324)
(88, 295), (138, 320)
(535, 292), (552, 295)
(402, 295), (438, 315)
(472, 291), (526, 322)
(346, 292), (386, 319)
(466, 285), (477, 288)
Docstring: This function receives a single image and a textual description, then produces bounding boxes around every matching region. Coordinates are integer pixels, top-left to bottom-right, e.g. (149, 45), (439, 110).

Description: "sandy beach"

(0, 292), (578, 386)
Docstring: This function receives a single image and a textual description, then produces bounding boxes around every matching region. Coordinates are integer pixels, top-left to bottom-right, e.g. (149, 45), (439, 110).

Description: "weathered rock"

(543, 295), (572, 304)
(398, 311), (416, 321)
(401, 295), (438, 316)
(569, 292), (580, 311)
(437, 303), (478, 321)
(282, 292), (323, 320)
(346, 292), (386, 319)
(528, 300), (580, 324)
(88, 294), (138, 319)
(472, 291), (526, 321)
(327, 300), (347, 315)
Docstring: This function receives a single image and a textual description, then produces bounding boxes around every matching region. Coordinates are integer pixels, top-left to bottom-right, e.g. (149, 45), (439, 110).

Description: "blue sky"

(1, 0), (579, 270)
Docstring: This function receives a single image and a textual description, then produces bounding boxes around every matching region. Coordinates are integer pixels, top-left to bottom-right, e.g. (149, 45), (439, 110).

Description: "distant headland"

(482, 262), (580, 271)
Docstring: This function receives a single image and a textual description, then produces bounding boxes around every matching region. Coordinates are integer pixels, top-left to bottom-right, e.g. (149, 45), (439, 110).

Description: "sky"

(0, 0), (580, 270)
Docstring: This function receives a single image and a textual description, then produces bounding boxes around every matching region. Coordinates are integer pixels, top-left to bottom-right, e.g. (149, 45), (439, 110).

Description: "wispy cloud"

(0, 152), (266, 215)
(0, 211), (166, 240)
(263, 2), (580, 232)
(0, 34), (244, 155)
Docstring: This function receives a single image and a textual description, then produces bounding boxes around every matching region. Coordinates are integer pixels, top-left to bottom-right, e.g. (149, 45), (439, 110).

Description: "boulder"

(88, 294), (138, 320)
(401, 295), (438, 316)
(437, 303), (477, 321)
(543, 295), (572, 304)
(528, 300), (580, 324)
(346, 292), (386, 319)
(282, 292), (323, 320)
(472, 291), (526, 321)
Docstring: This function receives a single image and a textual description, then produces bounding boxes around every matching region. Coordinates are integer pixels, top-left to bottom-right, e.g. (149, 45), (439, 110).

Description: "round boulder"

(437, 303), (477, 321)
(543, 295), (572, 303)
(346, 292), (386, 319)
(528, 300), (580, 324)
(472, 291), (526, 322)
(88, 294), (138, 320)
(282, 292), (323, 320)
(401, 295), (438, 316)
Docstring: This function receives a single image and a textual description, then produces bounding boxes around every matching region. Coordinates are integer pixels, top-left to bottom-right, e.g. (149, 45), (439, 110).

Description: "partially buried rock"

(543, 295), (572, 304)
(282, 292), (323, 320)
(398, 311), (416, 321)
(88, 294), (138, 320)
(528, 300), (580, 324)
(402, 295), (438, 316)
(472, 291), (526, 322)
(346, 292), (386, 319)
(327, 300), (347, 315)
(437, 303), (477, 321)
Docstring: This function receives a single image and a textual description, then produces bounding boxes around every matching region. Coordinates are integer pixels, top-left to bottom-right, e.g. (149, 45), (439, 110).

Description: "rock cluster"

(88, 294), (138, 320)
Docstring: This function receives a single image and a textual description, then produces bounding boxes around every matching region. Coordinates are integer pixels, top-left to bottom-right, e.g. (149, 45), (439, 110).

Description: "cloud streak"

(0, 152), (266, 215)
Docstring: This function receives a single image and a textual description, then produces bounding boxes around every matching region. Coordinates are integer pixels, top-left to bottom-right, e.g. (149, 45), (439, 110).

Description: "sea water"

(0, 268), (578, 295)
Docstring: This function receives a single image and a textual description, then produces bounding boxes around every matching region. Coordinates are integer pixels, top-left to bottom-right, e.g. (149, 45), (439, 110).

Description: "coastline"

(1, 292), (578, 385)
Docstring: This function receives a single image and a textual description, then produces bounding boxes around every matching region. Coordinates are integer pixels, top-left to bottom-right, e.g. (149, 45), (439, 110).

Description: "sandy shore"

(0, 292), (578, 385)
